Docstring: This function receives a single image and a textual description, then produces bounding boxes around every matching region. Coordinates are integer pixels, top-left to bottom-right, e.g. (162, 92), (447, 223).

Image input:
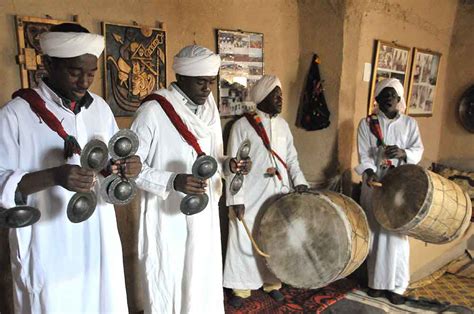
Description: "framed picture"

(15, 16), (78, 88)
(216, 29), (264, 116)
(103, 22), (166, 116)
(406, 49), (441, 116)
(368, 40), (411, 114)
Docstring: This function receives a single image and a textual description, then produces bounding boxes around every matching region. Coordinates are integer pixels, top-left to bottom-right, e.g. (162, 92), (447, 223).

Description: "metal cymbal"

(100, 174), (118, 203)
(229, 174), (244, 195)
(108, 129), (139, 160)
(180, 194), (209, 215)
(0, 206), (41, 228)
(458, 85), (474, 133)
(107, 177), (137, 205)
(80, 139), (109, 171)
(191, 155), (218, 180)
(67, 192), (97, 223)
(236, 139), (251, 161)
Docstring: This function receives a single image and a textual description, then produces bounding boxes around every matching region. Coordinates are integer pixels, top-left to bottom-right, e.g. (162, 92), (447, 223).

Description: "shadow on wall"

(115, 194), (143, 313)
(0, 228), (13, 314)
(220, 116), (242, 266)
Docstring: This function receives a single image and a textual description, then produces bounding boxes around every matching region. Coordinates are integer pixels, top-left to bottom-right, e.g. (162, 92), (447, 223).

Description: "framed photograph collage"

(369, 40), (442, 117)
(216, 29), (264, 117)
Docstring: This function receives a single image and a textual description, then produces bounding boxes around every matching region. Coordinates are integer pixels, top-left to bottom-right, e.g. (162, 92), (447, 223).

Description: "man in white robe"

(0, 23), (140, 313)
(355, 78), (424, 304)
(131, 45), (250, 313)
(223, 75), (309, 308)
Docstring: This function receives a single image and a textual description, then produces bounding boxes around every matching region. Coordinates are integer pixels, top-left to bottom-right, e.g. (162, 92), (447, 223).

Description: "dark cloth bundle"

(296, 54), (330, 131)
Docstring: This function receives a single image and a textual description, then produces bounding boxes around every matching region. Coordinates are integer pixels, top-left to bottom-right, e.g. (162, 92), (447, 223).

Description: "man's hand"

(384, 145), (407, 160)
(364, 169), (378, 188)
(295, 184), (309, 193)
(230, 158), (252, 175)
(111, 155), (142, 178)
(231, 204), (245, 220)
(55, 165), (96, 193)
(174, 174), (207, 194)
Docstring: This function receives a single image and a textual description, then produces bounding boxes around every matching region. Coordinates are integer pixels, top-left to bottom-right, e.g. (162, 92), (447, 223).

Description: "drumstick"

(369, 181), (383, 187)
(239, 218), (270, 258)
(231, 207), (270, 258)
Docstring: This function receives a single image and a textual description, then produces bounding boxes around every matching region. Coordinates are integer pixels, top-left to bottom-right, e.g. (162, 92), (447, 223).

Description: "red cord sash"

(244, 113), (287, 180)
(367, 114), (392, 167)
(142, 94), (205, 156)
(12, 88), (82, 158)
(367, 114), (386, 147)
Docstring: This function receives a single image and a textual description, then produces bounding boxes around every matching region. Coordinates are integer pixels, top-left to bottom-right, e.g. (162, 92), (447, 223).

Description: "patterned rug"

(407, 273), (474, 309)
(224, 279), (357, 313)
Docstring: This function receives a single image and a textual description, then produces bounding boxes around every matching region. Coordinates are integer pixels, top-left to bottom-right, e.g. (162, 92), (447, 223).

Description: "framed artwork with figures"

(15, 16), (78, 88)
(407, 48), (441, 117)
(103, 22), (166, 116)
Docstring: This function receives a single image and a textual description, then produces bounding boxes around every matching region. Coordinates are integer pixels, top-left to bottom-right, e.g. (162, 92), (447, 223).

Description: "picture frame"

(368, 40), (411, 114)
(406, 48), (441, 117)
(216, 29), (264, 116)
(103, 22), (166, 116)
(15, 16), (78, 88)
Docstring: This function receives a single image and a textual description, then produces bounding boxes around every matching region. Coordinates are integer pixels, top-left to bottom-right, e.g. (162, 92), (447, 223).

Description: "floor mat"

(407, 273), (474, 309)
(336, 290), (473, 313)
(224, 279), (356, 313)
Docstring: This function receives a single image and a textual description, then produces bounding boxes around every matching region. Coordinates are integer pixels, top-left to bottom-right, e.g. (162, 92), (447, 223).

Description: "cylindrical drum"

(373, 164), (472, 244)
(257, 191), (370, 289)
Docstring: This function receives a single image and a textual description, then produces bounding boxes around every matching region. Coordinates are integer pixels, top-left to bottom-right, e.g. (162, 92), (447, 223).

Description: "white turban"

(172, 45), (221, 77)
(40, 32), (105, 58)
(375, 78), (406, 112)
(250, 75), (282, 105)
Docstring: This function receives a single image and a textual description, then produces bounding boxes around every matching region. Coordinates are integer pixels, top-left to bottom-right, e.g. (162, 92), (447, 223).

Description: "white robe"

(355, 112), (424, 294)
(131, 85), (227, 314)
(0, 81), (128, 313)
(223, 111), (308, 290)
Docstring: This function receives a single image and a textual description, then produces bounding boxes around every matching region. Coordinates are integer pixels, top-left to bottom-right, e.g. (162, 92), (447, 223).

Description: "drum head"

(0, 206), (41, 228)
(108, 129), (139, 160)
(67, 192), (97, 223)
(229, 174), (244, 195)
(107, 177), (137, 205)
(192, 155), (217, 180)
(236, 139), (251, 161)
(373, 164), (429, 230)
(257, 192), (351, 289)
(180, 194), (209, 215)
(80, 139), (109, 171)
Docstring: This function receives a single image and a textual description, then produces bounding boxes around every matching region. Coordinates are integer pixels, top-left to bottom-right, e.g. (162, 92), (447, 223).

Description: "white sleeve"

(284, 125), (308, 187)
(0, 104), (28, 208)
(225, 120), (245, 206)
(355, 118), (377, 175)
(131, 103), (175, 199)
(405, 119), (424, 164)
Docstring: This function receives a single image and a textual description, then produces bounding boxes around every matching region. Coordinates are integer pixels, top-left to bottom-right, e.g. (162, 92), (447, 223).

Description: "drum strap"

(12, 88), (82, 159)
(244, 113), (288, 180)
(142, 94), (206, 156)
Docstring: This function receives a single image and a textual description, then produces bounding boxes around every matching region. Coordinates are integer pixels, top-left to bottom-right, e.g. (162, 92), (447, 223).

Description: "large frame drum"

(373, 164), (472, 244)
(257, 191), (369, 289)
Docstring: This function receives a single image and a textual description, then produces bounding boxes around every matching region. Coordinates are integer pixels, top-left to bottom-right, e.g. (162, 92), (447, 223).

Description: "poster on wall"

(216, 29), (264, 116)
(368, 40), (411, 114)
(407, 49), (441, 117)
(15, 16), (78, 88)
(103, 22), (166, 116)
